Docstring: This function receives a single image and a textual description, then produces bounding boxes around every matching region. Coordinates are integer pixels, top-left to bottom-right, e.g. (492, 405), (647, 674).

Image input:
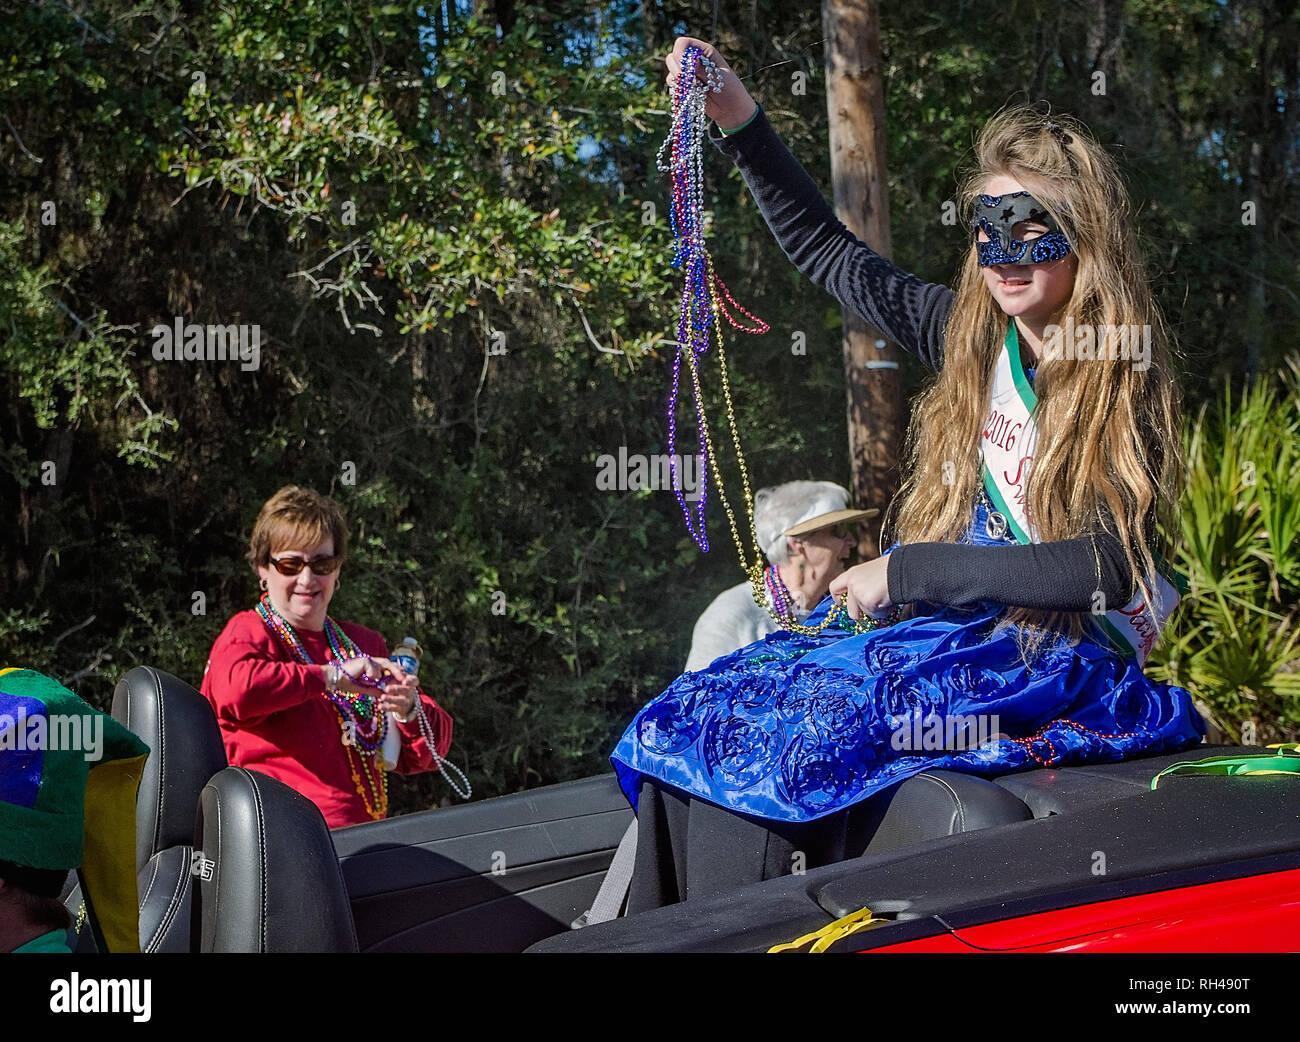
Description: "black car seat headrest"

(854, 769), (1034, 855)
(112, 666), (227, 870)
(194, 766), (359, 953)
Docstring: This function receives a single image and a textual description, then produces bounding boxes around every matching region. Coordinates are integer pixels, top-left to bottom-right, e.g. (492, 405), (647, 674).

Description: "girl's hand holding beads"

(665, 37), (757, 131)
(829, 556), (894, 621)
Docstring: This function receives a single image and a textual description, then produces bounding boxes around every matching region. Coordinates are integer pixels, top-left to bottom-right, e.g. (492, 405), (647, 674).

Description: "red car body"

(866, 867), (1300, 952)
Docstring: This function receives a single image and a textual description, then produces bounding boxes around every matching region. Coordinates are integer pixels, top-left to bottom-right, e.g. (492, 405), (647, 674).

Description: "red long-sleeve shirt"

(200, 609), (454, 829)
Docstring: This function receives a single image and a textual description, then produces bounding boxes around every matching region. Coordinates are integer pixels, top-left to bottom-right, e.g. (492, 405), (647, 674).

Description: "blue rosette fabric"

(611, 500), (1206, 823)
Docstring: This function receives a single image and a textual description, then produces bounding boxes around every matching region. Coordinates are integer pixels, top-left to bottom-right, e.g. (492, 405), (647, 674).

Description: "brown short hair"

(246, 486), (349, 571)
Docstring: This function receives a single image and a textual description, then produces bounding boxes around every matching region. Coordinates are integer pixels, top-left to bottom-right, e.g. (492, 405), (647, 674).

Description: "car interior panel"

(98, 663), (1282, 953)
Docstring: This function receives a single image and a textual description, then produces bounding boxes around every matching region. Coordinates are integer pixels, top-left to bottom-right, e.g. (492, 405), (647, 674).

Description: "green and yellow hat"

(0, 667), (149, 953)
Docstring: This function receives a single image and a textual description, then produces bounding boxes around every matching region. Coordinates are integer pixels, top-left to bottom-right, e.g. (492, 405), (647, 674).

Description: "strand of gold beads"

(675, 261), (890, 638)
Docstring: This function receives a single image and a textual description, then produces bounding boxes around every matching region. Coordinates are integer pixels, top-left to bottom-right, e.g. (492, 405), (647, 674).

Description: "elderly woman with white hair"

(683, 481), (877, 673)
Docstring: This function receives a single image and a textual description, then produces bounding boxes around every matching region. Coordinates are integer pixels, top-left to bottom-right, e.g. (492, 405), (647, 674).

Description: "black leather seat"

(850, 769), (1033, 855)
(193, 767), (358, 952)
(110, 665), (228, 952)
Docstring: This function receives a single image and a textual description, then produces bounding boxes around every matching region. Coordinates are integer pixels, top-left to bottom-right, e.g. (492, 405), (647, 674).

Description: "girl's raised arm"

(667, 37), (953, 369)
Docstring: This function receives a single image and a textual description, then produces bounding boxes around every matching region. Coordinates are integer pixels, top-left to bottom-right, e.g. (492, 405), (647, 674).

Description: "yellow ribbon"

(768, 907), (890, 954)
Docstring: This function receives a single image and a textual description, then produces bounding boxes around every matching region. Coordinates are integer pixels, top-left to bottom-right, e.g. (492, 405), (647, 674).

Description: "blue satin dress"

(611, 397), (1206, 824)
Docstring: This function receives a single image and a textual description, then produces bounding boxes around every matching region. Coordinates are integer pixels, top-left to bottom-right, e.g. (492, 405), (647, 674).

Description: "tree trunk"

(822, 0), (901, 555)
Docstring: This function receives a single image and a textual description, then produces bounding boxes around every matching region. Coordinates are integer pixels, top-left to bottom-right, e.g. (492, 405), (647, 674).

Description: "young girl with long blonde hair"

(610, 37), (1204, 911)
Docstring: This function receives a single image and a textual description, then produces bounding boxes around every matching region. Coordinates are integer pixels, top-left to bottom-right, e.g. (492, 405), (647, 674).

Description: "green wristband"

(719, 105), (760, 136)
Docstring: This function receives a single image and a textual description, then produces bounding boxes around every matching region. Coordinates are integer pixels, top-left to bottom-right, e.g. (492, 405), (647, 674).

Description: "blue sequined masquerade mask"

(971, 191), (1072, 267)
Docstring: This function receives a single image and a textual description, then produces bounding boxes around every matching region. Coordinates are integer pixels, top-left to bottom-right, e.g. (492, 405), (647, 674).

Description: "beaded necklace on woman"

(660, 47), (898, 637)
(256, 593), (390, 820)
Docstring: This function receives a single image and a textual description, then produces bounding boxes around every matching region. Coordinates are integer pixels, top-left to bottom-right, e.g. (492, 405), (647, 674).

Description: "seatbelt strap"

(574, 818), (638, 927)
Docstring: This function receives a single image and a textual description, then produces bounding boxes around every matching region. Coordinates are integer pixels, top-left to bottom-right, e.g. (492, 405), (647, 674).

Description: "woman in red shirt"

(201, 485), (455, 828)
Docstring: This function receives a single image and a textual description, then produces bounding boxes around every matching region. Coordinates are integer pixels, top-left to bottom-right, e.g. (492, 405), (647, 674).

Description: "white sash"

(979, 324), (1180, 666)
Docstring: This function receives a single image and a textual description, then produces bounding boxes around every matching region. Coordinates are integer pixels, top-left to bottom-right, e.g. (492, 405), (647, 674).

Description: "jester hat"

(0, 667), (149, 953)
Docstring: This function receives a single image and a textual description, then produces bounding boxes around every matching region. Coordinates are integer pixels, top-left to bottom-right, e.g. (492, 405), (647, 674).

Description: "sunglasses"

(796, 524), (859, 544)
(269, 554), (341, 576)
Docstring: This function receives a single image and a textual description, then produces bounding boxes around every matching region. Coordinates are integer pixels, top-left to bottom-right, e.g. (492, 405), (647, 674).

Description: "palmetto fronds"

(1147, 357), (1300, 742)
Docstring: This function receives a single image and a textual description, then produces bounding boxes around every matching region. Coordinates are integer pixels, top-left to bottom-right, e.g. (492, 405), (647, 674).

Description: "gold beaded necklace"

(664, 49), (888, 639)
(682, 262), (886, 638)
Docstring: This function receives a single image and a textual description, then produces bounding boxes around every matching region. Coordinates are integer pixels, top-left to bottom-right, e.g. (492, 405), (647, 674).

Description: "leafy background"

(2, 0), (1297, 810)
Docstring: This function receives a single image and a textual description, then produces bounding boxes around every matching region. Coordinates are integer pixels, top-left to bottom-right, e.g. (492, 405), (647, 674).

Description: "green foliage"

(1, 0), (843, 810)
(1148, 358), (1300, 741)
(0, 222), (176, 465)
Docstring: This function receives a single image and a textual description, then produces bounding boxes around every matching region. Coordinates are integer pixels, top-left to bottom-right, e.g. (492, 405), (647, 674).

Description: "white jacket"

(683, 580), (810, 673)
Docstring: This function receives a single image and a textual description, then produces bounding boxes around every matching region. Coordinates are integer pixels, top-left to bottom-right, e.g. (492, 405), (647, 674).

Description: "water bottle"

(389, 636), (422, 678)
(382, 637), (423, 770)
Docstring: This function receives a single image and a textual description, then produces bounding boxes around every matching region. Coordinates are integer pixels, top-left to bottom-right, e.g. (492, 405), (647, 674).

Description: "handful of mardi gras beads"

(656, 48), (893, 641)
(656, 45), (768, 554)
